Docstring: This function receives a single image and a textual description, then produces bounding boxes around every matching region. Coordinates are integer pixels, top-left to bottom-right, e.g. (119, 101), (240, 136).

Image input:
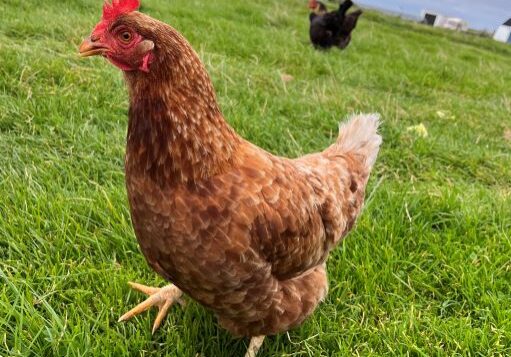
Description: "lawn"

(1, 0), (511, 355)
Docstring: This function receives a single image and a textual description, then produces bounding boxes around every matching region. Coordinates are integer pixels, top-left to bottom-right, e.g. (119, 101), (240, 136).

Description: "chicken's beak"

(79, 37), (108, 57)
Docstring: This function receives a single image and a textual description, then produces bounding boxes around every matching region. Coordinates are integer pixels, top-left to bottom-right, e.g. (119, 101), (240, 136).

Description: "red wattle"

(139, 52), (153, 73)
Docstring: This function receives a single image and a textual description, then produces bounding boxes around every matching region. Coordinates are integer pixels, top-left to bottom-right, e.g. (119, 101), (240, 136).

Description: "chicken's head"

(79, 0), (154, 73)
(308, 0), (318, 10)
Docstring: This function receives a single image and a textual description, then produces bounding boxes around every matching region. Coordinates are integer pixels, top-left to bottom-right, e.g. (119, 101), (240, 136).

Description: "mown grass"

(1, 0), (510, 355)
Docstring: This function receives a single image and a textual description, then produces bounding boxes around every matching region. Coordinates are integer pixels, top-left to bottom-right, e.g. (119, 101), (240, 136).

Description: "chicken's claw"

(118, 282), (184, 334)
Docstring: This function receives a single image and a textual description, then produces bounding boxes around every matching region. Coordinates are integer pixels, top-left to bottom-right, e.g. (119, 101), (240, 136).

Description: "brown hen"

(79, 1), (381, 355)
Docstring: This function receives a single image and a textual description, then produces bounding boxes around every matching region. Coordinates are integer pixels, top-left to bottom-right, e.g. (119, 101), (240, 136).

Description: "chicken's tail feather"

(338, 0), (353, 16)
(334, 113), (382, 170)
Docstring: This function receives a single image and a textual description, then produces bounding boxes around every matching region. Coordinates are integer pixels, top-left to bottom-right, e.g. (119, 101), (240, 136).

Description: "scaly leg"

(118, 282), (185, 334)
(245, 336), (265, 357)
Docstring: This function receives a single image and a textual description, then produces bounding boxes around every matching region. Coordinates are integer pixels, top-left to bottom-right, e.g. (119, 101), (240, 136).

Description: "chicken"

(79, 1), (381, 355)
(309, 0), (363, 50)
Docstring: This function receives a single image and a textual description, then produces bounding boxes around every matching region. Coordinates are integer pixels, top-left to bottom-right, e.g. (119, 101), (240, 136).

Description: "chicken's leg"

(245, 336), (265, 357)
(118, 282), (185, 333)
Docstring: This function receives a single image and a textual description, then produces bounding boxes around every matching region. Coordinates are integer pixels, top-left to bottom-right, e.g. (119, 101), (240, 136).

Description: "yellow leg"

(245, 336), (265, 357)
(118, 282), (185, 334)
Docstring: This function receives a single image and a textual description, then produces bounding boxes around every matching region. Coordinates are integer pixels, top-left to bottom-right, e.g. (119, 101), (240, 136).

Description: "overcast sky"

(356, 0), (511, 31)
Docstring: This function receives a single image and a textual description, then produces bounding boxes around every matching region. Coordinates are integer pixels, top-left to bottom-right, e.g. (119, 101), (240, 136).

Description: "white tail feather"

(336, 113), (382, 169)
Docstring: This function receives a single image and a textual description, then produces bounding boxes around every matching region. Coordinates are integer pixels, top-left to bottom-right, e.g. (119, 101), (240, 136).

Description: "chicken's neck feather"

(124, 22), (241, 187)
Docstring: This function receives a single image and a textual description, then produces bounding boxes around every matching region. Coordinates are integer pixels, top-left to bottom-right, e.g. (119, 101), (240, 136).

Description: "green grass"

(1, 0), (510, 355)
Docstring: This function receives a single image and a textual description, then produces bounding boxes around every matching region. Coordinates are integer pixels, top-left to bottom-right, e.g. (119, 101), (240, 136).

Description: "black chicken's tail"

(337, 0), (353, 17)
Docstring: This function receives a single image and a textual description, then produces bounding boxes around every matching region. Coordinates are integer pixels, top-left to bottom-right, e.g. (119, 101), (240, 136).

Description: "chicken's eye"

(120, 31), (133, 43)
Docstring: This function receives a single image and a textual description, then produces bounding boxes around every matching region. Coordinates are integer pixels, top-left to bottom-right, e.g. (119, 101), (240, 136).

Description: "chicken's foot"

(245, 335), (265, 357)
(118, 282), (185, 333)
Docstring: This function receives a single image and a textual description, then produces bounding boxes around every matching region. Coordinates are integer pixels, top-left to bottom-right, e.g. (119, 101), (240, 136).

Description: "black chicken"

(309, 0), (363, 50)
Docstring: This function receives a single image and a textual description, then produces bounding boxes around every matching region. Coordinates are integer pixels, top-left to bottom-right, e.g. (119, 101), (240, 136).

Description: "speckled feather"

(118, 12), (381, 337)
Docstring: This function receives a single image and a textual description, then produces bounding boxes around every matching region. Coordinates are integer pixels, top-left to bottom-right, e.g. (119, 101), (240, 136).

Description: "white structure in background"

(420, 10), (468, 31)
(493, 19), (511, 44)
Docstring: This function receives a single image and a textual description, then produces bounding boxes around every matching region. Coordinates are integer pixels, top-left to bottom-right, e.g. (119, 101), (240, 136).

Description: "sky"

(356, 0), (511, 31)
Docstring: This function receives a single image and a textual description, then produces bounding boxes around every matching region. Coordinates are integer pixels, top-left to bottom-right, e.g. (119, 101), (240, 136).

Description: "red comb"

(102, 0), (140, 22)
(93, 0), (141, 34)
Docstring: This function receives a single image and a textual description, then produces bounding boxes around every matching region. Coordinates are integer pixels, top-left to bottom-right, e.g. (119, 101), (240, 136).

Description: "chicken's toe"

(118, 282), (184, 333)
(245, 336), (265, 357)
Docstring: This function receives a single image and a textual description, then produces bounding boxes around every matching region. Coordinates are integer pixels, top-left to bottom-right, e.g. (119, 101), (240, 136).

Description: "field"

(1, 0), (511, 355)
